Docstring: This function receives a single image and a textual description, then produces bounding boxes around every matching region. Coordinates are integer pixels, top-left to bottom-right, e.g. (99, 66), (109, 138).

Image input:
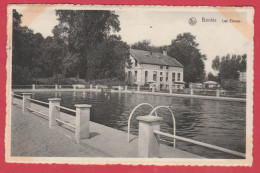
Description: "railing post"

(137, 85), (140, 91)
(125, 86), (128, 91)
(119, 85), (121, 92)
(169, 87), (172, 94)
(90, 84), (93, 90)
(73, 85), (76, 90)
(11, 92), (14, 104)
(190, 88), (194, 95)
(48, 98), (61, 128)
(136, 115), (163, 158)
(32, 84), (35, 90)
(55, 84), (58, 91)
(95, 85), (98, 90)
(22, 93), (31, 113)
(75, 104), (92, 144)
(216, 89), (220, 97)
(152, 86), (155, 93)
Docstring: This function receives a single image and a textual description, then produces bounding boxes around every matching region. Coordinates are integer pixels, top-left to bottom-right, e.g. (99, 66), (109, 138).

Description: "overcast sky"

(16, 7), (252, 74)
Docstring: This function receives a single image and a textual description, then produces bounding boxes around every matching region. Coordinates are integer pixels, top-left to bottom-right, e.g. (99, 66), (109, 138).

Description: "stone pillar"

(169, 87), (172, 94)
(48, 98), (61, 128)
(216, 89), (220, 97)
(22, 93), (31, 113)
(55, 84), (58, 91)
(32, 84), (35, 90)
(136, 115), (163, 158)
(125, 86), (128, 91)
(190, 88), (194, 95)
(90, 85), (93, 90)
(137, 85), (140, 91)
(75, 104), (92, 144)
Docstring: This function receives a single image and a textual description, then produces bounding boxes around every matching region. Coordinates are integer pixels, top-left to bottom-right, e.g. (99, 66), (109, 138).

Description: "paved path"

(11, 104), (109, 157)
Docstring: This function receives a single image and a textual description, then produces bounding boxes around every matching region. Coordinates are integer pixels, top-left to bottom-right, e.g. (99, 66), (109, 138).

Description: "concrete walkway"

(11, 99), (202, 158)
(11, 104), (109, 157)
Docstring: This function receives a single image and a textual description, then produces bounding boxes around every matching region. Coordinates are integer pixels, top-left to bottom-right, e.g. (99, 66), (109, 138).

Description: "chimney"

(163, 50), (167, 56)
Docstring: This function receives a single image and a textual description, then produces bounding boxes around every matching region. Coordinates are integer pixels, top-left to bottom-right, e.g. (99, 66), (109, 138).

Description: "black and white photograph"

(6, 5), (254, 165)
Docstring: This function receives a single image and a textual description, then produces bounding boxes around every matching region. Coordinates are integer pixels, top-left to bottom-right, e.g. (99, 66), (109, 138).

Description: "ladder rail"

(127, 103), (158, 142)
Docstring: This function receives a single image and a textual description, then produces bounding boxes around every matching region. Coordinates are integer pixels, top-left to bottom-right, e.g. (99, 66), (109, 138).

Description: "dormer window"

(135, 60), (138, 67)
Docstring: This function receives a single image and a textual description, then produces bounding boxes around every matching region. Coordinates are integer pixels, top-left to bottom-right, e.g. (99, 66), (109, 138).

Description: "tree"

(131, 40), (151, 51)
(239, 54), (247, 72)
(212, 54), (247, 81)
(207, 72), (219, 82)
(131, 39), (168, 53)
(168, 33), (206, 83)
(12, 10), (45, 84)
(37, 24), (69, 78)
(12, 10), (130, 84)
(212, 56), (220, 71)
(55, 10), (121, 80)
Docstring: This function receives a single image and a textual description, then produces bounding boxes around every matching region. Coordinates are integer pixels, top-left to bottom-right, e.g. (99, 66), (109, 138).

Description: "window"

(160, 66), (163, 69)
(160, 77), (163, 81)
(145, 71), (148, 82)
(153, 71), (157, 81)
(135, 60), (138, 67)
(160, 72), (163, 76)
(166, 66), (169, 69)
(178, 73), (181, 81)
(172, 73), (175, 82)
(135, 71), (137, 82)
(166, 72), (168, 81)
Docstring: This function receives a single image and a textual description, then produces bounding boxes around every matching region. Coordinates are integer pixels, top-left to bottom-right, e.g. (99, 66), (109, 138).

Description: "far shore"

(12, 88), (246, 102)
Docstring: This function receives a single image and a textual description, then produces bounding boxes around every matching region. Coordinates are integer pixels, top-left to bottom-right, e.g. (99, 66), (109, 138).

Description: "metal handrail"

(12, 93), (23, 98)
(35, 85), (56, 86)
(12, 85), (32, 86)
(154, 130), (245, 158)
(55, 105), (76, 113)
(13, 103), (22, 108)
(127, 103), (158, 143)
(27, 107), (49, 119)
(149, 106), (176, 148)
(55, 118), (75, 129)
(27, 98), (49, 106)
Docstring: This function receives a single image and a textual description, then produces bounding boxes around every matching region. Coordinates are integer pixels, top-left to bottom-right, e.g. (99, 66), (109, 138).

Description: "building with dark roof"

(125, 49), (185, 90)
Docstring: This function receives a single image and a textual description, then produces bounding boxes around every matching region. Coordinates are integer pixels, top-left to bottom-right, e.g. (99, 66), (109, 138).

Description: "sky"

(16, 7), (253, 74)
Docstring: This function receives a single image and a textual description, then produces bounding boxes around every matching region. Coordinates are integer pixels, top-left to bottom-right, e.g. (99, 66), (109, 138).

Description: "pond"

(28, 91), (246, 159)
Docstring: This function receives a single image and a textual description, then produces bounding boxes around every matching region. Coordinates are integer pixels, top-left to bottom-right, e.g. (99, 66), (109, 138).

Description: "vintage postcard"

(5, 4), (254, 166)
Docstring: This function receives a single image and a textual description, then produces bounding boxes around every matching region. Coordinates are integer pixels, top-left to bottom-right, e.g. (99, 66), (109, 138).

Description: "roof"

(130, 49), (183, 68)
(204, 81), (218, 84)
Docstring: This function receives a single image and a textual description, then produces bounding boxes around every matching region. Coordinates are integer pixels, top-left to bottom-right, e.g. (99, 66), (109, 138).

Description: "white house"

(125, 49), (185, 90)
